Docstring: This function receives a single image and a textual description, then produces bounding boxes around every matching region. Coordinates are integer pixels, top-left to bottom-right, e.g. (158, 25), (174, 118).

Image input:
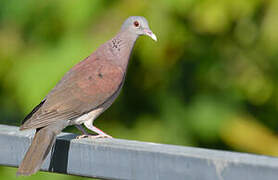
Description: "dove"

(17, 16), (157, 176)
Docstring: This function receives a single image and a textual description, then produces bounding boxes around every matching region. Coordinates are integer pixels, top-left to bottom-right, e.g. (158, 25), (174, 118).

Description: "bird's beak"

(143, 29), (157, 42)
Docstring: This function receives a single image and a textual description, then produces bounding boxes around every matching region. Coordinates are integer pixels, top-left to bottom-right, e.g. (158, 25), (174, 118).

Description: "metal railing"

(0, 124), (278, 180)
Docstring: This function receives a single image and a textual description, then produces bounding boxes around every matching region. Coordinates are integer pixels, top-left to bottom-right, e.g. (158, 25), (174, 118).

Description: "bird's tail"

(17, 127), (57, 176)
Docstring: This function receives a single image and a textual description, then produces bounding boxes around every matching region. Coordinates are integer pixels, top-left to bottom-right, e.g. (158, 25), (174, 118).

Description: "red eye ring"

(133, 21), (139, 27)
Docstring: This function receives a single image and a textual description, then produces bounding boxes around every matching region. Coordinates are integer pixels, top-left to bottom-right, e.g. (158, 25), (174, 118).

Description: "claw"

(76, 135), (90, 139)
(76, 134), (112, 139)
(89, 134), (113, 139)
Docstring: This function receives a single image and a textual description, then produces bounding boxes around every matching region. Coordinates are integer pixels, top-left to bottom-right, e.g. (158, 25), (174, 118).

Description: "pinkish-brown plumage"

(17, 16), (157, 176)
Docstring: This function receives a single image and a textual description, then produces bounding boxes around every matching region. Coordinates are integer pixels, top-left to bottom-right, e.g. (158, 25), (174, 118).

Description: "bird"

(16, 16), (157, 176)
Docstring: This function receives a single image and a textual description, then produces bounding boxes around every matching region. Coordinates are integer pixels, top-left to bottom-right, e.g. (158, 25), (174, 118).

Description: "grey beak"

(143, 29), (157, 41)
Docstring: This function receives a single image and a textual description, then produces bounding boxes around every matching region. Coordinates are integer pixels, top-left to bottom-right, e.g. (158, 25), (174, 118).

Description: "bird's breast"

(69, 59), (124, 106)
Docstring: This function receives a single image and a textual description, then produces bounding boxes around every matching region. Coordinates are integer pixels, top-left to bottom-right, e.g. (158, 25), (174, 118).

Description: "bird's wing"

(20, 55), (124, 130)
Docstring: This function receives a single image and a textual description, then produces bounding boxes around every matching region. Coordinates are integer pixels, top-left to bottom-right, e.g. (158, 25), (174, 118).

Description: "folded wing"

(20, 55), (124, 130)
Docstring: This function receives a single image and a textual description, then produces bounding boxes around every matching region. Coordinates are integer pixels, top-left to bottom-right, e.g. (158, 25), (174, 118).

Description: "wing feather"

(20, 55), (124, 130)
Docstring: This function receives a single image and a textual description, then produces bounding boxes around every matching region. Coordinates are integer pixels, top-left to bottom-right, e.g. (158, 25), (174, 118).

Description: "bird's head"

(121, 16), (157, 41)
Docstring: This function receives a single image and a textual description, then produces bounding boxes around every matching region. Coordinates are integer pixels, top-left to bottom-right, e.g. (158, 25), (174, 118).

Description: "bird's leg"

(75, 124), (89, 135)
(75, 125), (92, 139)
(76, 120), (112, 139)
(87, 125), (112, 138)
(84, 120), (112, 138)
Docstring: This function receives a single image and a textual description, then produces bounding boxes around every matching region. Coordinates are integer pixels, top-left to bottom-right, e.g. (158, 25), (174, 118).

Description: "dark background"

(1, 0), (278, 179)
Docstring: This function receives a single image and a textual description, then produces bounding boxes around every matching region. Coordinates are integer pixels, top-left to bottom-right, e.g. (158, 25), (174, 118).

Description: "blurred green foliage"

(1, 0), (278, 179)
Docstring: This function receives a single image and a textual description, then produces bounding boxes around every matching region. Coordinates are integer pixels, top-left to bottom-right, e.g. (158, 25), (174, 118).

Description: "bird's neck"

(106, 30), (138, 70)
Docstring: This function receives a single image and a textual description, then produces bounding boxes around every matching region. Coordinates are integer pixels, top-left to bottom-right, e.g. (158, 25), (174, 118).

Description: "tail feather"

(17, 127), (56, 176)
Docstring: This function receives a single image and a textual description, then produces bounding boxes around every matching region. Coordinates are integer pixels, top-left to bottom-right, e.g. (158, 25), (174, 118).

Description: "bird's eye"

(133, 21), (140, 28)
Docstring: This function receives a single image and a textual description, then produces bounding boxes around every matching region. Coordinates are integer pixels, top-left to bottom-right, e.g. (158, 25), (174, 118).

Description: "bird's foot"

(89, 134), (112, 139)
(76, 134), (112, 139)
(76, 134), (90, 139)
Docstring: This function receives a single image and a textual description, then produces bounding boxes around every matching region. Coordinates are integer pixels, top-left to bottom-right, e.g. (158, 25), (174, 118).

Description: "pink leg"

(82, 119), (112, 138)
(75, 125), (90, 135)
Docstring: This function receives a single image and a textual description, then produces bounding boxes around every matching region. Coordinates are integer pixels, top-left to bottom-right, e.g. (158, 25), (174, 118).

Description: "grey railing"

(0, 124), (278, 180)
